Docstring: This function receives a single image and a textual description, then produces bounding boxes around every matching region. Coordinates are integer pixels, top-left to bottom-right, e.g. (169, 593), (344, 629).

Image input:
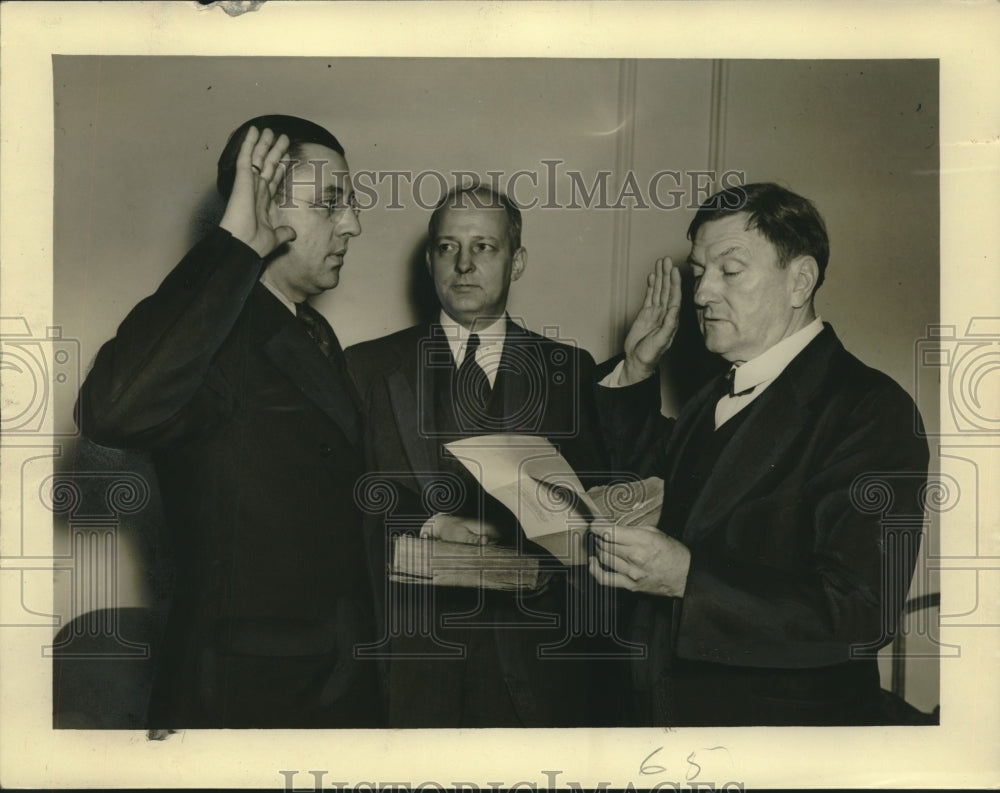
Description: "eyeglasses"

(307, 193), (361, 217)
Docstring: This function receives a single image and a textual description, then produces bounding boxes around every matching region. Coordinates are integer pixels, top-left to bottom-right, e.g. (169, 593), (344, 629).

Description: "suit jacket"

(346, 320), (625, 726)
(595, 324), (929, 725)
(76, 227), (380, 728)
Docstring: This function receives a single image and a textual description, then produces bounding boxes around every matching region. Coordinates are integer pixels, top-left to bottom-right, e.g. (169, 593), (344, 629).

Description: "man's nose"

(336, 210), (361, 238)
(693, 270), (719, 306)
(455, 248), (474, 273)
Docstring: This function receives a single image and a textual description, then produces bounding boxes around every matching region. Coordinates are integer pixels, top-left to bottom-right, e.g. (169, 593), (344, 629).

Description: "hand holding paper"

(445, 435), (597, 564)
(588, 521), (690, 597)
(444, 435), (664, 566)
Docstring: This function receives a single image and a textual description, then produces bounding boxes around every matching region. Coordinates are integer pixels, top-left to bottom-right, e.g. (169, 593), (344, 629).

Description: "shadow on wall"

(406, 234), (443, 326)
(186, 185), (226, 250)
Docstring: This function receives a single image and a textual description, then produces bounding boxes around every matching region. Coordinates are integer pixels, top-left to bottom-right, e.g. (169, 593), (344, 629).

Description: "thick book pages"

(390, 534), (552, 592)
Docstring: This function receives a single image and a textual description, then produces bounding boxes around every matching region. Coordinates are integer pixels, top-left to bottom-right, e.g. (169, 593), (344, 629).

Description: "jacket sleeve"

(592, 354), (675, 478)
(676, 382), (930, 668)
(75, 227), (264, 449)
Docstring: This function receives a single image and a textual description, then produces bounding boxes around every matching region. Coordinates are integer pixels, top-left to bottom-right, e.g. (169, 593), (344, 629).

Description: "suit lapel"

(680, 380), (806, 544)
(679, 326), (840, 545)
(382, 325), (445, 491)
(252, 287), (362, 451)
(386, 369), (437, 490)
(495, 321), (543, 429)
(662, 378), (718, 494)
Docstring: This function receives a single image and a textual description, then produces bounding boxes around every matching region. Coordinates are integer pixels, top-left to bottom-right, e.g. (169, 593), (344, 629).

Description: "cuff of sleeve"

(598, 359), (626, 388)
(594, 354), (661, 405)
(600, 358), (661, 389)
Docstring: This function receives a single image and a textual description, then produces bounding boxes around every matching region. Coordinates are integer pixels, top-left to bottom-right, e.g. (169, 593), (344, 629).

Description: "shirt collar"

(438, 310), (509, 365)
(731, 317), (824, 393)
(259, 272), (297, 315)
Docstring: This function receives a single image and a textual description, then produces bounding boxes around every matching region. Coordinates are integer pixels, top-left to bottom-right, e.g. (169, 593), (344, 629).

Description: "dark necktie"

(296, 302), (342, 371)
(293, 302), (362, 440)
(715, 366), (756, 400)
(456, 332), (491, 410)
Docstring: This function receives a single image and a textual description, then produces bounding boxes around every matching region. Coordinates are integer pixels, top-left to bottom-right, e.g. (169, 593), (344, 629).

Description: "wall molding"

(609, 59), (638, 349)
(708, 59), (730, 190)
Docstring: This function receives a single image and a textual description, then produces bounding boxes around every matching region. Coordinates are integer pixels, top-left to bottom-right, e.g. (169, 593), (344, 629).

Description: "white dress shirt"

(714, 317), (824, 428)
(600, 317), (825, 429)
(437, 311), (509, 388)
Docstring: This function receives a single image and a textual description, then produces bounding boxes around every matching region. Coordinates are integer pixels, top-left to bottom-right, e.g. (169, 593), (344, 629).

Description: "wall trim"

(708, 59), (730, 190)
(609, 58), (638, 350)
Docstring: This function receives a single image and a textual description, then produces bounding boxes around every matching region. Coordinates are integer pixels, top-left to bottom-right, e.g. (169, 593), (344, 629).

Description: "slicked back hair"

(687, 182), (830, 291)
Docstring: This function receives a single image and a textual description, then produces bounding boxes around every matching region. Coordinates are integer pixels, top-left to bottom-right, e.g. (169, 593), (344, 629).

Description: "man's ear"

(510, 248), (527, 282)
(789, 255), (818, 308)
(425, 248), (432, 275)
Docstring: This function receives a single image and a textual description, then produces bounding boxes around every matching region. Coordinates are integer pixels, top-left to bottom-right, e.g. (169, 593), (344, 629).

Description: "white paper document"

(444, 434), (602, 564)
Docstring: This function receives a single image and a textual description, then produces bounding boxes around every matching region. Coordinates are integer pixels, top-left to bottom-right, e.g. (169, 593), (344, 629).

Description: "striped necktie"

(456, 332), (491, 409)
(296, 302), (340, 369)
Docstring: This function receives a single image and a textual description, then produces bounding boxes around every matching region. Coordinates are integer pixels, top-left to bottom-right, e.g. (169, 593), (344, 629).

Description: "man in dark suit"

(347, 186), (624, 727)
(591, 182), (930, 725)
(75, 115), (380, 728)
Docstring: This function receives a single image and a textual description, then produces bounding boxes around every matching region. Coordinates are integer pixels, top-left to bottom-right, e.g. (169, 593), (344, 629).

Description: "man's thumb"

(273, 225), (296, 248)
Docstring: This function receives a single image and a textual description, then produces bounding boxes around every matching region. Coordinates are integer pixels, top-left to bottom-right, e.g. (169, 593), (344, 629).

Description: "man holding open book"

(347, 185), (659, 727)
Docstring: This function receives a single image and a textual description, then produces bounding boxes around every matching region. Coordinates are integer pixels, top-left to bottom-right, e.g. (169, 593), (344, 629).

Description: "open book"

(389, 435), (663, 589)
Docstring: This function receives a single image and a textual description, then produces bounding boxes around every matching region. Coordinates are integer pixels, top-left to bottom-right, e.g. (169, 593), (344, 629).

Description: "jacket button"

(319, 442), (333, 458)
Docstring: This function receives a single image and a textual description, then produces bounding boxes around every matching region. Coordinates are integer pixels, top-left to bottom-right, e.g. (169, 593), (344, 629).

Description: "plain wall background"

(51, 56), (939, 709)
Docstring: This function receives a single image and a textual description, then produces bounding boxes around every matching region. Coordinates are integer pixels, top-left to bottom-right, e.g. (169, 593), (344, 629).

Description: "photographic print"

(0, 2), (996, 789)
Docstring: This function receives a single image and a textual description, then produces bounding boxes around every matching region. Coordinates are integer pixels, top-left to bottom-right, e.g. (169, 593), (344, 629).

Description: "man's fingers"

(588, 556), (634, 590)
(594, 539), (637, 573)
(594, 527), (644, 564)
(596, 522), (662, 550)
(268, 159), (288, 200)
(250, 127), (275, 173)
(235, 126), (260, 170)
(642, 271), (655, 309)
(259, 133), (289, 184)
(666, 262), (682, 316)
(646, 261), (680, 342)
(651, 258), (665, 308)
(658, 257), (673, 305)
(595, 535), (644, 568)
(464, 524), (489, 543)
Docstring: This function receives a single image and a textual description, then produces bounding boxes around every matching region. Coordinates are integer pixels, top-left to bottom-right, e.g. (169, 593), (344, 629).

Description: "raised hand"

(621, 257), (681, 385)
(219, 126), (297, 258)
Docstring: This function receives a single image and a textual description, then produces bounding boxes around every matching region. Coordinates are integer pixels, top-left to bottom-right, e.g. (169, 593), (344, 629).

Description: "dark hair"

(427, 185), (523, 251)
(687, 182), (830, 291)
(216, 114), (345, 199)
